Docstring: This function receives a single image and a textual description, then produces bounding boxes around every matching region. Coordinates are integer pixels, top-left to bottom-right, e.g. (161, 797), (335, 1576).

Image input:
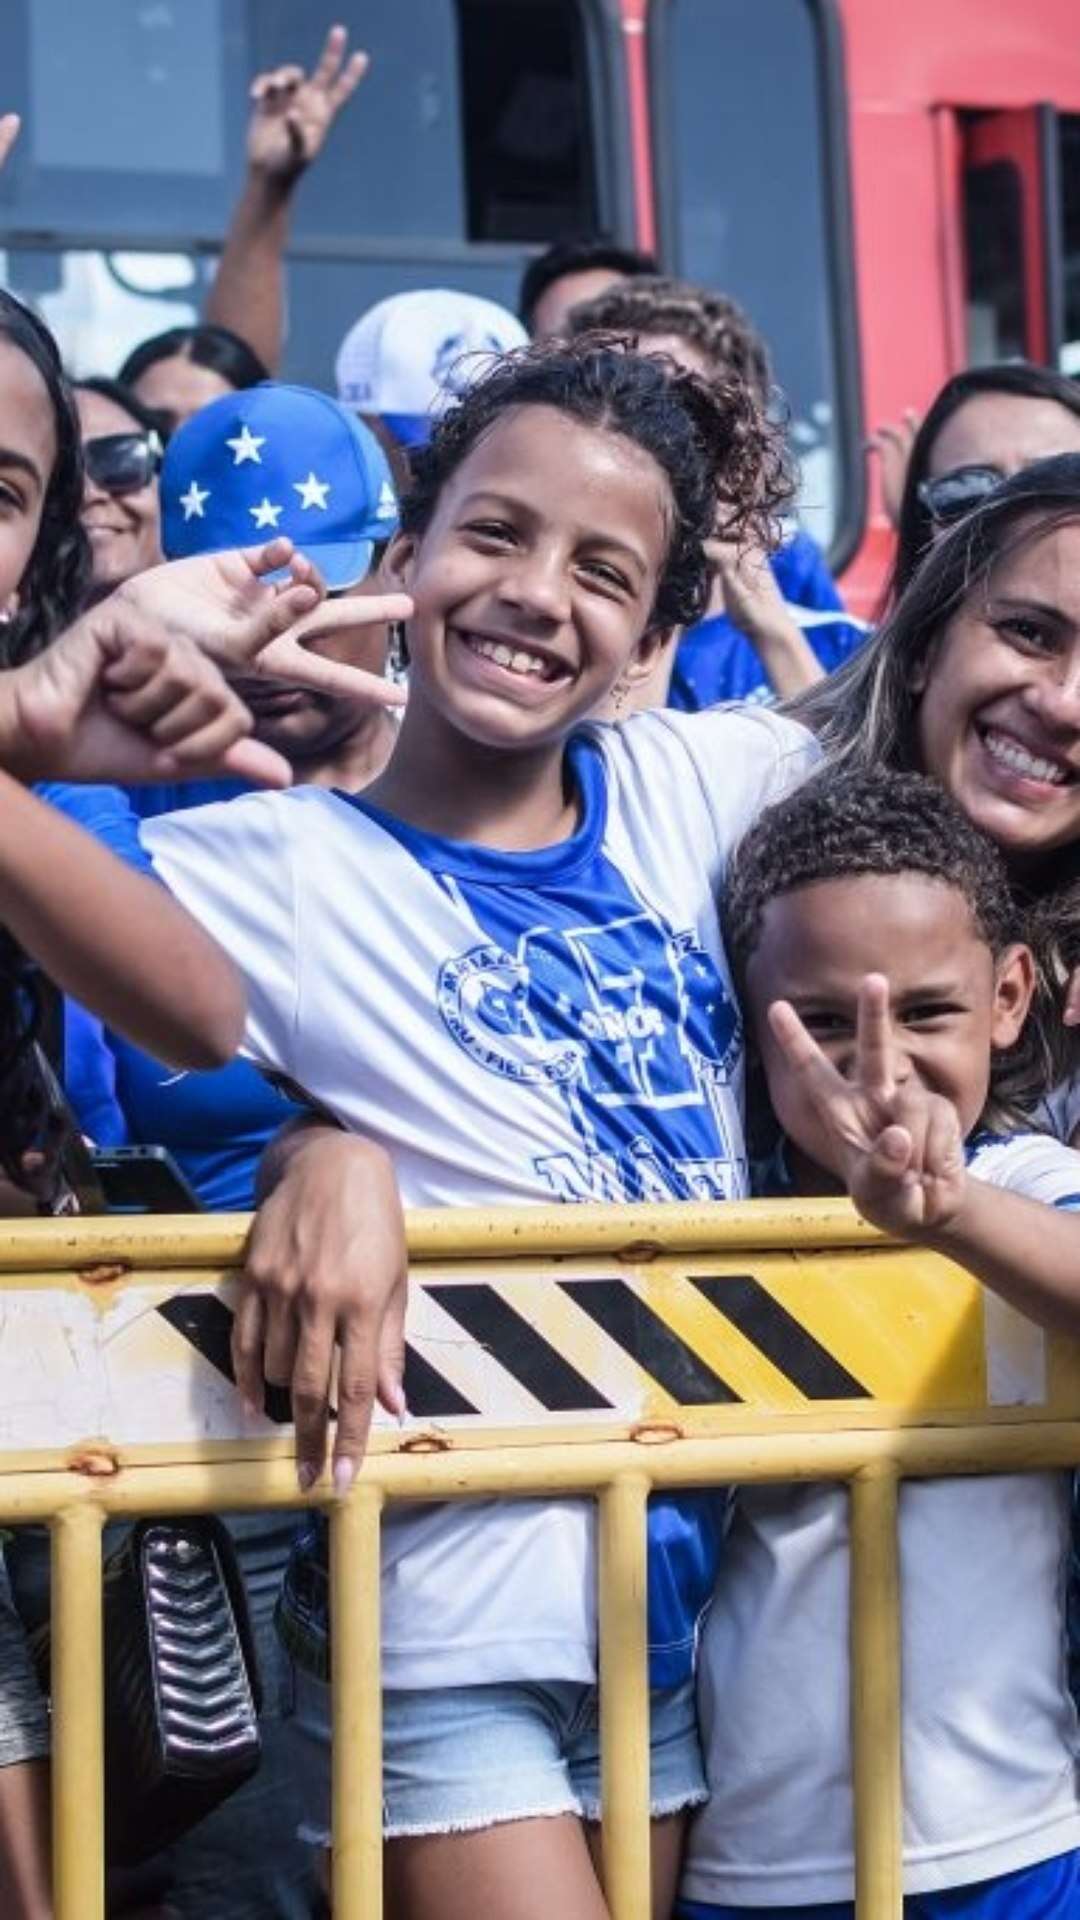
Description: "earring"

(611, 680), (629, 717)
(388, 618), (409, 679)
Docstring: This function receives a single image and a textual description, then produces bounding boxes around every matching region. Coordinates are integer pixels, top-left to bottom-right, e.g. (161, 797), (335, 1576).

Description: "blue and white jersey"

(684, 1130), (1080, 1907)
(143, 705), (816, 1690)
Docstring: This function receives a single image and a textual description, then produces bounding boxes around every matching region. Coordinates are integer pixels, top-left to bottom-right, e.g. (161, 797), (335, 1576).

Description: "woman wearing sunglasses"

(74, 377), (165, 603)
(885, 361), (1080, 609)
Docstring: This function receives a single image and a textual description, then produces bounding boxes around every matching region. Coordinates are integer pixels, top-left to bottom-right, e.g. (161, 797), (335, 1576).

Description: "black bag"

(36, 1516), (262, 1867)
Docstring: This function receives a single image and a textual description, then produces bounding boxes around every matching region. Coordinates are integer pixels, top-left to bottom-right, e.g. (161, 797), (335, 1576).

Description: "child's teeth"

(472, 637), (547, 678)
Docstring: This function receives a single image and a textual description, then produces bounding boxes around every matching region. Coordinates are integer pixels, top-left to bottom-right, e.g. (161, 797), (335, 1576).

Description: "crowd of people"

(2, 20), (1080, 1920)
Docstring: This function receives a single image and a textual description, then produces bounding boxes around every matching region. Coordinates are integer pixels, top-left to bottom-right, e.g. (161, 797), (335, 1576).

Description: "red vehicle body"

(615, 0), (1080, 609)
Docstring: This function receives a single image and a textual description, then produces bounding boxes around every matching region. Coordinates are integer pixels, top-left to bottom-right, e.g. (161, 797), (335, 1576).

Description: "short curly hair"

(400, 336), (792, 631)
(564, 275), (773, 406)
(724, 768), (1055, 1122)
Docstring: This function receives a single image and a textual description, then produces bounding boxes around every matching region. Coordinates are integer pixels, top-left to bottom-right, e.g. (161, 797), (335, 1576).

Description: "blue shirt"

(668, 527), (866, 711)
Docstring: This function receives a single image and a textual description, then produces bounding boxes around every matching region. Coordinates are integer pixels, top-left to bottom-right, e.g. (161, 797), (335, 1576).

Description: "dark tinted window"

(654, 0), (854, 554)
(963, 159), (1026, 362)
(457, 0), (599, 241)
(1061, 114), (1080, 374)
(0, 0), (609, 385)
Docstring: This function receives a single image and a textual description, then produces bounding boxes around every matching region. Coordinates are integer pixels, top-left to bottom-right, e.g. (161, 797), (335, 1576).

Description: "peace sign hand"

(247, 25), (368, 182)
(767, 974), (969, 1237)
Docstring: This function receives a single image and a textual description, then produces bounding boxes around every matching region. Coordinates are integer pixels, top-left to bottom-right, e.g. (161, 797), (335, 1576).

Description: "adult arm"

(704, 538), (825, 701)
(206, 26), (368, 372)
(0, 771), (244, 1067)
(236, 1118), (407, 1491)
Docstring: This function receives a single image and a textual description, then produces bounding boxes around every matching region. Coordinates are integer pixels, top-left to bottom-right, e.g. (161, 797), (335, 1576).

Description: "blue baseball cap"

(161, 382), (399, 589)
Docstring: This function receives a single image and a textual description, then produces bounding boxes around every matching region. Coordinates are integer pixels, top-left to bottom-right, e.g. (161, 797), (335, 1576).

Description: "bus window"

(960, 107), (1062, 367)
(456, 0), (599, 241)
(649, 0), (862, 563)
(0, 0), (630, 387)
(962, 155), (1027, 362)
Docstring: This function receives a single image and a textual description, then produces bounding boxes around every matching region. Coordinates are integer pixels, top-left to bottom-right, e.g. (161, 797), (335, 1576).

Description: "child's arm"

(240, 1118), (408, 1492)
(770, 976), (1080, 1333)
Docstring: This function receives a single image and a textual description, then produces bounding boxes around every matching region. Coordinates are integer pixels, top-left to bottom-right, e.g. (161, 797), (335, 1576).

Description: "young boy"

(679, 767), (1080, 1917)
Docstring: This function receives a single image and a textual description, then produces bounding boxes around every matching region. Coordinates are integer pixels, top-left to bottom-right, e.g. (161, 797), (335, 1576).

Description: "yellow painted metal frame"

(1, 1199), (1079, 1920)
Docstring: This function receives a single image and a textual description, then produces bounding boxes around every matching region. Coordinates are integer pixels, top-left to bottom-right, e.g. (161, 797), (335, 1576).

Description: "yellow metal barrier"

(1, 1197), (1079, 1920)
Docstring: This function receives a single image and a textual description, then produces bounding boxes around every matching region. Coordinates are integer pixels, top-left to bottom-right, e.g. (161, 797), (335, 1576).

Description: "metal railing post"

(850, 1465), (903, 1919)
(51, 1501), (105, 1920)
(331, 1483), (384, 1920)
(599, 1472), (652, 1920)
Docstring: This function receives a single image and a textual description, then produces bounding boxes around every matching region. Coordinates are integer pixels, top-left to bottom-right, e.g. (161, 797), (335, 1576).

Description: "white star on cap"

(293, 471), (331, 511)
(179, 480), (210, 520)
(226, 425), (265, 466)
(249, 497), (284, 529)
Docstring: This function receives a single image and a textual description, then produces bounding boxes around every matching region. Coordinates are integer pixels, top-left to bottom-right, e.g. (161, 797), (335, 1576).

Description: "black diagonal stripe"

(690, 1274), (870, 1400)
(158, 1295), (292, 1423)
(403, 1346), (480, 1418)
(425, 1285), (612, 1412)
(558, 1279), (740, 1405)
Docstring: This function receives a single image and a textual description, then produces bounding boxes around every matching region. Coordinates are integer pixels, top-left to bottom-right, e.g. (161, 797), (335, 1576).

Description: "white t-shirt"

(682, 1130), (1080, 1906)
(144, 707), (817, 1689)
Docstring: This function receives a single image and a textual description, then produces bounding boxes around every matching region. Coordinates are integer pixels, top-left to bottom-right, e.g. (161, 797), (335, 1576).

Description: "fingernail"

(333, 1457), (357, 1498)
(297, 1461), (319, 1493)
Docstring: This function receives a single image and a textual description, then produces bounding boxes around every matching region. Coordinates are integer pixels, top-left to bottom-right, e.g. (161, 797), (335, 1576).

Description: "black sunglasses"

(917, 463), (1006, 526)
(83, 430), (163, 496)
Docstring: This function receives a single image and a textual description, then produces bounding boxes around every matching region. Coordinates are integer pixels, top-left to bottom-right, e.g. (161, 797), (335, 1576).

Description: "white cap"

(335, 288), (528, 448)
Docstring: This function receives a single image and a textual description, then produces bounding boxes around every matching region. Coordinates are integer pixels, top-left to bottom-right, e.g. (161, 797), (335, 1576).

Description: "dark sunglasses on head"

(917, 463), (1006, 526)
(83, 430), (163, 496)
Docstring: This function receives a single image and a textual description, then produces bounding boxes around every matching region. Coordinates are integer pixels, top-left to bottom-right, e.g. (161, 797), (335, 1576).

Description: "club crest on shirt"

(437, 914), (741, 1102)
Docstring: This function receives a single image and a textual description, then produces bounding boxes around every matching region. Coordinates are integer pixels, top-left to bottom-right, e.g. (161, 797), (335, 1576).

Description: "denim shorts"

(287, 1666), (706, 1841)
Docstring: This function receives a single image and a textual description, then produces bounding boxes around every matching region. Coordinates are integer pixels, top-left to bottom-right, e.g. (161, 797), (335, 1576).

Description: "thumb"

(864, 1124), (915, 1194)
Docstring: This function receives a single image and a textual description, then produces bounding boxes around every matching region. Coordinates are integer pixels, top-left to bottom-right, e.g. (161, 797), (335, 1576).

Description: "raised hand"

(867, 409), (921, 528)
(112, 539), (411, 708)
(702, 534), (824, 697)
(246, 25), (368, 182)
(0, 114), (19, 172)
(1, 607), (289, 789)
(767, 974), (968, 1236)
(0, 539), (321, 784)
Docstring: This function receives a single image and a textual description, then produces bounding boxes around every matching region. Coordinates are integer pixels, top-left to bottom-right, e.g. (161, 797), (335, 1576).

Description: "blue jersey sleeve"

(37, 782), (153, 872)
(38, 784), (148, 1143)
